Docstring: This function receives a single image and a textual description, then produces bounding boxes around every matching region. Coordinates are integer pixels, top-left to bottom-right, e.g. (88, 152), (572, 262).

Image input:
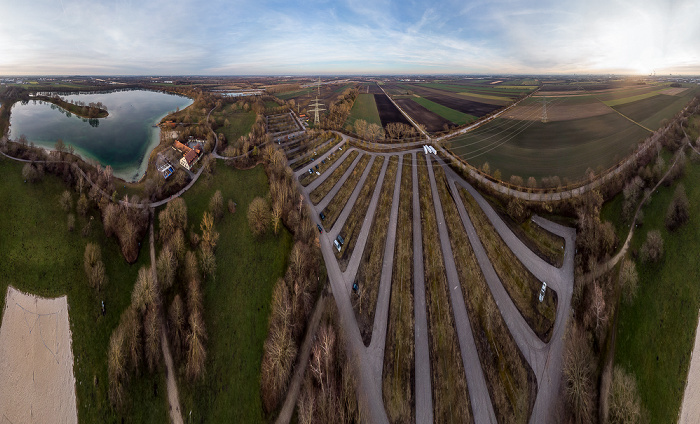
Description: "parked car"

(319, 212), (326, 221)
(333, 239), (341, 252)
(539, 282), (547, 302)
(308, 168), (313, 174)
(337, 235), (345, 245)
(317, 224), (323, 233)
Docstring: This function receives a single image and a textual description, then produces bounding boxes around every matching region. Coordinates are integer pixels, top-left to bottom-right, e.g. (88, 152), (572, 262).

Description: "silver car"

(539, 282), (547, 303)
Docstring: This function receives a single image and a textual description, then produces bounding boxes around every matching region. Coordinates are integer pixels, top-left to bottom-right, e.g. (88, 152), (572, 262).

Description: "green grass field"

(447, 112), (649, 182)
(174, 163), (292, 423)
(608, 149), (700, 424)
(346, 93), (382, 127)
(277, 88), (312, 100)
(411, 96), (476, 125)
(214, 108), (257, 143)
(0, 157), (166, 423)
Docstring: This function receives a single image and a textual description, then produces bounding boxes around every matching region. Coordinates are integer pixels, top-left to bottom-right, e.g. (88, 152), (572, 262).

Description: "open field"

(210, 106), (257, 142)
(175, 163), (293, 423)
(291, 136), (344, 173)
(446, 111), (650, 182)
(321, 154), (370, 231)
(394, 98), (453, 132)
(410, 95), (476, 125)
(0, 157), (165, 423)
(310, 150), (360, 204)
(604, 150), (700, 424)
(346, 93), (382, 127)
(433, 163), (535, 423)
(417, 154), (472, 422)
(459, 187), (556, 341)
(382, 154), (414, 422)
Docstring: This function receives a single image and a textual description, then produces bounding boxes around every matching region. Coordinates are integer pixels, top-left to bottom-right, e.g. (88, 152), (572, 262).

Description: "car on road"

(539, 282), (547, 302)
(317, 224), (323, 233)
(319, 212), (326, 221)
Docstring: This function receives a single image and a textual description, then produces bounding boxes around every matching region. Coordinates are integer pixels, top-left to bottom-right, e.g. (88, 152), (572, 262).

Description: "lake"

(9, 90), (193, 181)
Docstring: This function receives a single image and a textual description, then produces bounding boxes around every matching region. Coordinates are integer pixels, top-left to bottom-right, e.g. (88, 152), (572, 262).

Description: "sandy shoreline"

(0, 286), (77, 424)
(679, 309), (700, 423)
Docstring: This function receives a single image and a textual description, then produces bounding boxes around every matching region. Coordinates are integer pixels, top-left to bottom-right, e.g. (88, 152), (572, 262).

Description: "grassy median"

(418, 154), (472, 422)
(459, 188), (557, 342)
(382, 154), (414, 423)
(433, 162), (535, 423)
(309, 150), (359, 204)
(321, 155), (371, 231)
(337, 156), (386, 269)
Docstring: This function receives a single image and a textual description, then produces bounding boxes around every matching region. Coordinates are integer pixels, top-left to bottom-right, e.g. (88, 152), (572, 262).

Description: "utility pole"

(309, 77), (326, 126)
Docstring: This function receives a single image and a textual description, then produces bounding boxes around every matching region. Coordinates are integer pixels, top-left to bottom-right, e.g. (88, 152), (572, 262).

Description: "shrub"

(640, 230), (664, 263)
(22, 163), (43, 182)
(77, 193), (89, 217)
(67, 213), (75, 232)
(59, 190), (72, 212)
(619, 259), (638, 303)
(209, 190), (224, 221)
(665, 184), (689, 230)
(228, 199), (236, 214)
(608, 366), (642, 424)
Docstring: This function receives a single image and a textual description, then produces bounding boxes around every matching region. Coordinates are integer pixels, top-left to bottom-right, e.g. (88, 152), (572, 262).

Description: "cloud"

(0, 0), (698, 75)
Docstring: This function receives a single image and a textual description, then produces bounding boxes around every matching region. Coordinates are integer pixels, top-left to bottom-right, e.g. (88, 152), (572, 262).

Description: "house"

(180, 149), (200, 170)
(174, 140), (191, 154)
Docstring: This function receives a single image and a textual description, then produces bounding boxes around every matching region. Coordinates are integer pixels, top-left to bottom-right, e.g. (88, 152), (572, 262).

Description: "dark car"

(337, 234), (345, 245)
(319, 212), (326, 221)
(317, 224), (323, 233)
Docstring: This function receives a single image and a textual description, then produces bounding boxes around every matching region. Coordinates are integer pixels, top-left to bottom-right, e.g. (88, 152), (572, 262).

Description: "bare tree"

(248, 197), (270, 237)
(185, 309), (207, 381)
(59, 190), (72, 212)
(209, 190), (224, 222)
(108, 326), (127, 410)
(640, 230), (664, 263)
(169, 295), (186, 363)
(563, 323), (595, 423)
(156, 246), (176, 291)
(619, 259), (638, 303)
(592, 282), (607, 330)
(200, 212), (219, 251)
(144, 304), (161, 373)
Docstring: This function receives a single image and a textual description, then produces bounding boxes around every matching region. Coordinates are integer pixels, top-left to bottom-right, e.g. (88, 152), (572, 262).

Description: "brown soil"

(660, 87), (688, 96)
(394, 98), (452, 132)
(0, 286), (77, 424)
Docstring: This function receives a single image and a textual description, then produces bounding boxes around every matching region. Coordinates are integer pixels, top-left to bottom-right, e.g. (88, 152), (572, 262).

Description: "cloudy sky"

(0, 0), (698, 75)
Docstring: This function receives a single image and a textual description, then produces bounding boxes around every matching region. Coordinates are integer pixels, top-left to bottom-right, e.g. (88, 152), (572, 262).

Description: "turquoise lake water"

(9, 90), (193, 181)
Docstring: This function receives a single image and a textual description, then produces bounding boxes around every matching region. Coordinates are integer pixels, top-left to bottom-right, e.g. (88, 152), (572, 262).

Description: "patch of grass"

(518, 219), (565, 268)
(285, 134), (332, 163)
(417, 154), (472, 422)
(433, 162), (535, 423)
(411, 96), (475, 125)
(346, 93), (382, 127)
(0, 157), (165, 423)
(459, 187), (557, 341)
(457, 91), (515, 102)
(277, 88), (312, 100)
(337, 156), (385, 268)
(321, 155), (370, 231)
(309, 150), (359, 204)
(383, 154), (414, 423)
(614, 153), (700, 424)
(175, 163), (293, 423)
(215, 109), (256, 143)
(603, 91), (662, 107)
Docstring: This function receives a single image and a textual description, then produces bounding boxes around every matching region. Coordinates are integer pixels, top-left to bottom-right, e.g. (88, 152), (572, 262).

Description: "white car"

(539, 282), (547, 303)
(334, 239), (342, 252)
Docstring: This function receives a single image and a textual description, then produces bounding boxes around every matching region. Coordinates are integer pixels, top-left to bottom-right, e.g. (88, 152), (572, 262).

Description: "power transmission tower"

(309, 97), (325, 126)
(541, 96), (551, 123)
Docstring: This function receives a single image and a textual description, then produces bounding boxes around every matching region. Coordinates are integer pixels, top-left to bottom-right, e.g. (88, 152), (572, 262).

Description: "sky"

(0, 0), (699, 75)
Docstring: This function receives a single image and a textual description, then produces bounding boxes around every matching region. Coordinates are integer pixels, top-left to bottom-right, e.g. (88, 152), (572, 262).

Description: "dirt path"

(275, 293), (327, 424)
(149, 215), (183, 424)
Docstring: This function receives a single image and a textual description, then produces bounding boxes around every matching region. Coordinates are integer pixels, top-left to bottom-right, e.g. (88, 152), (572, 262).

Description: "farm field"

(612, 86), (699, 130)
(409, 96), (474, 126)
(447, 111), (650, 182)
(373, 93), (412, 128)
(346, 93), (382, 127)
(394, 98), (453, 132)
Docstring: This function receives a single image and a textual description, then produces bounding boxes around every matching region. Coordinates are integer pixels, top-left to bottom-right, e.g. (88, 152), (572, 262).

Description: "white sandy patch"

(0, 286), (77, 424)
(660, 87), (688, 96)
(680, 311), (700, 423)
